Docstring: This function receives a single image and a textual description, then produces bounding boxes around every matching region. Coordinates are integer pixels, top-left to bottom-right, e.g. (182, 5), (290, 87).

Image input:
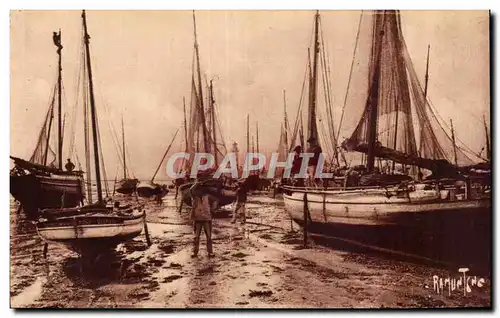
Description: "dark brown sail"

(341, 10), (476, 176)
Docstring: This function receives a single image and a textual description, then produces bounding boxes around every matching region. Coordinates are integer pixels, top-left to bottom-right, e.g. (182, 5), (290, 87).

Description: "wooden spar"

(83, 64), (92, 203)
(419, 44), (431, 155)
(306, 47), (313, 146)
(82, 10), (103, 203)
(57, 29), (63, 170)
(307, 11), (320, 144)
(391, 86), (399, 173)
(252, 135), (255, 154)
(183, 97), (188, 152)
(112, 174), (117, 197)
(121, 115), (127, 179)
(210, 80), (218, 166)
(423, 45), (431, 102)
(180, 97), (189, 174)
(256, 122), (259, 154)
(303, 193), (309, 247)
(246, 114), (250, 171)
(366, 12), (386, 173)
(283, 89), (288, 151)
(151, 129), (180, 183)
(484, 114), (490, 160)
(450, 119), (458, 166)
(192, 11), (209, 153)
(416, 44), (431, 176)
(299, 113), (305, 149)
(43, 88), (56, 166)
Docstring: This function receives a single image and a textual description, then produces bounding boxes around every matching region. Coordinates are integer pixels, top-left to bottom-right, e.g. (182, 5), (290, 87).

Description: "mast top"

(192, 10), (198, 46)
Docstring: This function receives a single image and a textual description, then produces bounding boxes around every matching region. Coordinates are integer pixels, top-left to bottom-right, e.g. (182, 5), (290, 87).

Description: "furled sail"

(341, 10), (473, 173)
(29, 85), (58, 167)
(183, 15), (227, 175)
(276, 124), (288, 178)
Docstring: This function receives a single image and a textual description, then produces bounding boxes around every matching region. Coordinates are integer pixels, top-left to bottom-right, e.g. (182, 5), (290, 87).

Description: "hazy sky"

(10, 10), (489, 179)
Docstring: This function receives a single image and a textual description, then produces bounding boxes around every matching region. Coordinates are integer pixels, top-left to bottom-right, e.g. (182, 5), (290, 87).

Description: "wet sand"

(10, 193), (491, 308)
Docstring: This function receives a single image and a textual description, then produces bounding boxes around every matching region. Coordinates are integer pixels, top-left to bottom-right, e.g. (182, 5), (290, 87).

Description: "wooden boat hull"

(283, 186), (491, 270)
(36, 212), (145, 255)
(115, 178), (139, 194)
(10, 173), (84, 219)
(136, 182), (169, 198)
(283, 187), (491, 226)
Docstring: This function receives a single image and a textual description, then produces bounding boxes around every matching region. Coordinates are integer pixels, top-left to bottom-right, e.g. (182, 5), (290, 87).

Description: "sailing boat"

(36, 11), (145, 256)
(177, 11), (243, 209)
(115, 116), (139, 195)
(282, 10), (491, 229)
(136, 129), (178, 198)
(10, 30), (85, 219)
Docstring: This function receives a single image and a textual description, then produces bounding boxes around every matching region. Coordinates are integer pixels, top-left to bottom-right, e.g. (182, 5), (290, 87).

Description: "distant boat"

(10, 29), (84, 219)
(116, 178), (139, 195)
(136, 181), (169, 198)
(37, 10), (146, 257)
(136, 129), (179, 198)
(115, 116), (139, 195)
(282, 10), (491, 229)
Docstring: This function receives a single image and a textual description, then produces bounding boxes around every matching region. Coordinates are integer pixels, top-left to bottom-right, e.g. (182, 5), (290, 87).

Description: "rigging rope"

(288, 58), (309, 152)
(337, 11), (363, 141)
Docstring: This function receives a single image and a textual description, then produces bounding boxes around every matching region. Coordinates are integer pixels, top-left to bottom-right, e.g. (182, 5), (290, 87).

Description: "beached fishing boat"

(38, 203), (145, 255)
(37, 10), (145, 256)
(10, 30), (84, 219)
(282, 10), (491, 229)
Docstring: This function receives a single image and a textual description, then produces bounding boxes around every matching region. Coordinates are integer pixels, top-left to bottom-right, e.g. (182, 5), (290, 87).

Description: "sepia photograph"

(9, 8), (491, 309)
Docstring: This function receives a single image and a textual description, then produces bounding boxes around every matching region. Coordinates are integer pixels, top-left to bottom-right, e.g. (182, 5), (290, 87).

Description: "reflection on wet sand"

(10, 193), (491, 308)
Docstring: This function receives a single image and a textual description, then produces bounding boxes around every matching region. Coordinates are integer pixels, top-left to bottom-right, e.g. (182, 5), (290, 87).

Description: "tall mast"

(283, 89), (288, 151)
(246, 114), (250, 153)
(483, 114), (490, 160)
(246, 114), (250, 171)
(307, 10), (320, 144)
(299, 114), (305, 149)
(256, 122), (259, 154)
(56, 29), (63, 170)
(192, 11), (209, 153)
(419, 44), (431, 155)
(83, 75), (92, 203)
(450, 119), (458, 166)
(366, 11), (386, 173)
(210, 80), (218, 166)
(82, 10), (103, 203)
(183, 97), (188, 152)
(121, 115), (126, 179)
(423, 45), (431, 101)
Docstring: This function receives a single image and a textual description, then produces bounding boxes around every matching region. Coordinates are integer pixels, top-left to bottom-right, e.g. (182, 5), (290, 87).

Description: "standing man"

(65, 158), (75, 172)
(290, 145), (303, 186)
(189, 178), (216, 258)
(231, 180), (249, 224)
